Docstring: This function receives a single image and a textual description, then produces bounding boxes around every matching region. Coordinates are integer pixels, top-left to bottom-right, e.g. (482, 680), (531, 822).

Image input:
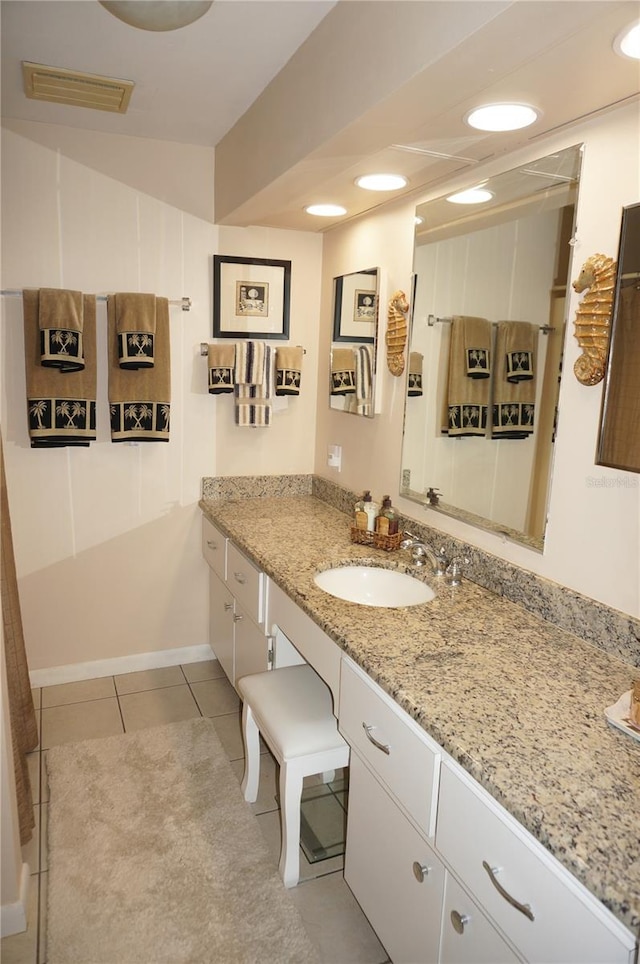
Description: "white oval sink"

(314, 565), (435, 608)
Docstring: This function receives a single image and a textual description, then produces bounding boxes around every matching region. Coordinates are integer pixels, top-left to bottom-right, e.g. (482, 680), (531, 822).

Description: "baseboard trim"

(29, 644), (215, 688)
(0, 861), (30, 938)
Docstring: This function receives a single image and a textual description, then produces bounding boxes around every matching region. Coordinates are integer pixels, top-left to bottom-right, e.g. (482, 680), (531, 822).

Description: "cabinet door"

(440, 872), (521, 964)
(233, 601), (269, 685)
(345, 752), (445, 964)
(209, 570), (234, 684)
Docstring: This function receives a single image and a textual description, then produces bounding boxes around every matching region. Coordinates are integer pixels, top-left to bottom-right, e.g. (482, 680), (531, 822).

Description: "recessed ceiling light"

(304, 204), (347, 217)
(465, 103), (539, 132)
(355, 173), (408, 191)
(614, 20), (640, 59)
(446, 188), (494, 205)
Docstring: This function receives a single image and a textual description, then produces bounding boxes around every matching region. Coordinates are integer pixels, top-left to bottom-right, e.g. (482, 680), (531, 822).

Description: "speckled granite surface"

(200, 491), (640, 937)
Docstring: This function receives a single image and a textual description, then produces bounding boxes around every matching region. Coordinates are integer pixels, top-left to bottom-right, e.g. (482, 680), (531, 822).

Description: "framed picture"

(213, 255), (291, 339)
(332, 269), (377, 343)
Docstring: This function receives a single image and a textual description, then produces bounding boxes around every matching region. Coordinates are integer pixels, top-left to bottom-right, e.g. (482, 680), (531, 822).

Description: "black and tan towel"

(24, 289), (96, 446)
(115, 292), (156, 369)
(444, 316), (492, 436)
(39, 288), (85, 372)
(235, 340), (265, 386)
(330, 348), (356, 395)
(275, 346), (303, 396)
(108, 296), (171, 442)
(492, 321), (537, 439)
(208, 343), (236, 394)
(234, 344), (274, 427)
(408, 351), (423, 397)
(345, 345), (373, 416)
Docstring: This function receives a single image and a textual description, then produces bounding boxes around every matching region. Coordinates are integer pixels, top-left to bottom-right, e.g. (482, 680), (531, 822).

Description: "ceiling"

(1, 1), (639, 231)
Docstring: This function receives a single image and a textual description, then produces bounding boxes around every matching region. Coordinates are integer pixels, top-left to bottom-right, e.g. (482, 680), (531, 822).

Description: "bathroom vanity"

(199, 492), (639, 964)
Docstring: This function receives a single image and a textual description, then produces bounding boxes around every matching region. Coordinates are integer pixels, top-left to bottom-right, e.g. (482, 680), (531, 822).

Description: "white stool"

(237, 663), (350, 888)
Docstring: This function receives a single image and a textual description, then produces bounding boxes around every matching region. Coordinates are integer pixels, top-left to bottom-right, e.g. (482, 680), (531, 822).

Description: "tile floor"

(1, 659), (390, 964)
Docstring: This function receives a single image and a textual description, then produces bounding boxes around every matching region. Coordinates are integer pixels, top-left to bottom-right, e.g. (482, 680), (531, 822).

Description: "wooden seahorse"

(572, 253), (617, 386)
(386, 290), (409, 376)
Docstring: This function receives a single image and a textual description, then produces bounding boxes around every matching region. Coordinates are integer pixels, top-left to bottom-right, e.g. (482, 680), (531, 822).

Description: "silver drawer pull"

(233, 613), (243, 623)
(362, 722), (390, 755)
(233, 571), (247, 585)
(412, 861), (429, 883)
(207, 540), (218, 550)
(223, 602), (233, 612)
(450, 910), (470, 935)
(482, 860), (534, 921)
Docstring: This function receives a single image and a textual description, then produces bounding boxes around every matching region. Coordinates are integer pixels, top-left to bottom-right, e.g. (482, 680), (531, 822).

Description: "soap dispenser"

(355, 491), (378, 532)
(375, 495), (399, 536)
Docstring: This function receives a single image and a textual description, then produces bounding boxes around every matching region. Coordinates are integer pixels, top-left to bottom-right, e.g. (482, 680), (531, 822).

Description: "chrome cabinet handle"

(412, 862), (429, 883)
(482, 860), (534, 921)
(450, 910), (470, 935)
(207, 540), (218, 550)
(233, 571), (246, 585)
(362, 722), (390, 755)
(233, 613), (243, 623)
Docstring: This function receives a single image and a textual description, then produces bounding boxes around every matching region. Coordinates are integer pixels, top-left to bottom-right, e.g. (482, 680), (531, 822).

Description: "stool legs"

(240, 701), (260, 803)
(278, 760), (304, 888)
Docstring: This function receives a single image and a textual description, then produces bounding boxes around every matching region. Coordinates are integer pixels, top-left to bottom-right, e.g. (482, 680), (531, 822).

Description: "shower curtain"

(1, 434), (37, 844)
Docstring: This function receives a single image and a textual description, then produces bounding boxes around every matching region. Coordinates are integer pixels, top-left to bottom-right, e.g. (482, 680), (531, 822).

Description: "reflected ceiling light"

(305, 204), (347, 217)
(614, 20), (640, 59)
(355, 173), (408, 191)
(99, 1), (213, 31)
(465, 103), (539, 132)
(446, 187), (494, 205)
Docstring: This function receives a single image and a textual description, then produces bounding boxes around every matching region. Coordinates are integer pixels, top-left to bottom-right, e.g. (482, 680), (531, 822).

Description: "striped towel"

(345, 345), (373, 416)
(234, 344), (273, 427)
(235, 340), (265, 386)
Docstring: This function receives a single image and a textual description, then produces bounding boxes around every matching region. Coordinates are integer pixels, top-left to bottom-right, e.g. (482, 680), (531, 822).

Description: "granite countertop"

(200, 494), (640, 936)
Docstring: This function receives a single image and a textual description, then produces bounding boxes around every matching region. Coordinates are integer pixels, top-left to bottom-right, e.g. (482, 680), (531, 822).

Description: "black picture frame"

(332, 269), (377, 343)
(213, 255), (291, 339)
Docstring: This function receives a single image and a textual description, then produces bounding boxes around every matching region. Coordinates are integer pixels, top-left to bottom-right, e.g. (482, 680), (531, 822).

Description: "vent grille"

(22, 62), (134, 113)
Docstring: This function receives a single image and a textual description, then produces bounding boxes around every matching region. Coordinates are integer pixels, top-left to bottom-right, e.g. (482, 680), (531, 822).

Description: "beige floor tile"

(119, 685), (200, 732)
(0, 872), (39, 964)
(288, 872), (389, 964)
(40, 805), (48, 873)
(26, 752), (40, 805)
(114, 665), (185, 695)
(41, 698), (123, 748)
(21, 805), (39, 876)
(38, 873), (48, 964)
(181, 659), (226, 683)
(209, 710), (246, 761)
(230, 752), (279, 815)
(190, 676), (240, 717)
(256, 809), (345, 884)
(41, 677), (116, 708)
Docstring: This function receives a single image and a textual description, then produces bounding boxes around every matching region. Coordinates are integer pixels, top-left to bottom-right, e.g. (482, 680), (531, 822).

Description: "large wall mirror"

(401, 145), (583, 550)
(329, 267), (379, 417)
(597, 202), (640, 472)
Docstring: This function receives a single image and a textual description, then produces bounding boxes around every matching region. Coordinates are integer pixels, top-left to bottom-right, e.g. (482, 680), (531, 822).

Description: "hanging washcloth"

(345, 345), (373, 416)
(330, 348), (356, 395)
(444, 316), (492, 436)
(492, 321), (537, 439)
(235, 340), (265, 386)
(275, 346), (303, 396)
(234, 344), (274, 427)
(38, 288), (84, 372)
(108, 296), (171, 442)
(208, 343), (236, 394)
(115, 292), (156, 369)
(23, 289), (96, 446)
(408, 352), (423, 397)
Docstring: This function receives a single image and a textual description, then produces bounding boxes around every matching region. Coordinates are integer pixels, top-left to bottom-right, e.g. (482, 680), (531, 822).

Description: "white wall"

(1, 129), (321, 672)
(316, 103), (640, 618)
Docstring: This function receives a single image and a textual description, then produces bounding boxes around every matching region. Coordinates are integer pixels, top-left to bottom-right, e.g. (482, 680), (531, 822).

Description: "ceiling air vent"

(22, 62), (134, 114)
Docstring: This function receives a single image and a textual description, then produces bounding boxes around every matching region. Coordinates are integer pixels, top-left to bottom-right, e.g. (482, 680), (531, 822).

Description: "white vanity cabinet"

(202, 517), (270, 690)
(440, 872), (521, 964)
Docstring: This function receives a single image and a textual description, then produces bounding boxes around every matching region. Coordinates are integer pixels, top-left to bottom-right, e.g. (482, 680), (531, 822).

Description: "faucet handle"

(446, 556), (470, 586)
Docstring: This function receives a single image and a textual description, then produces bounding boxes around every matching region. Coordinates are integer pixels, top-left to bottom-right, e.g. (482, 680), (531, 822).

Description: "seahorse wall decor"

(386, 289), (409, 376)
(572, 252), (617, 386)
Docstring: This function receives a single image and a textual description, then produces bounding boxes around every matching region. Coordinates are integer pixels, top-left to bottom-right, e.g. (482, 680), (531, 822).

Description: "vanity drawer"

(339, 657), (441, 839)
(226, 541), (264, 627)
(436, 760), (635, 964)
(202, 517), (227, 580)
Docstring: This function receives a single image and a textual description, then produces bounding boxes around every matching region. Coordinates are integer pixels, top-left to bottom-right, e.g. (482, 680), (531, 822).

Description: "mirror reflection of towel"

(345, 345), (373, 416)
(408, 352), (423, 397)
(444, 316), (492, 436)
(492, 321), (537, 439)
(208, 343), (236, 394)
(331, 348), (356, 395)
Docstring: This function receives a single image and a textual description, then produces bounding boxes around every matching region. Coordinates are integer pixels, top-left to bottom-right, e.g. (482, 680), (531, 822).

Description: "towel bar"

(427, 314), (553, 334)
(1, 290), (191, 311)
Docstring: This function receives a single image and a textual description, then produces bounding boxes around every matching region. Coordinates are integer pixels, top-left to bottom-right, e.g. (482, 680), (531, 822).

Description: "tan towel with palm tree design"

(23, 289), (97, 447)
(108, 296), (171, 442)
(115, 292), (157, 369)
(38, 287), (85, 372)
(492, 321), (537, 438)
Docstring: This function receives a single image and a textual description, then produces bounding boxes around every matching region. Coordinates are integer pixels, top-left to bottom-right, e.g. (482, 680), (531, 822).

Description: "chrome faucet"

(400, 533), (448, 575)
